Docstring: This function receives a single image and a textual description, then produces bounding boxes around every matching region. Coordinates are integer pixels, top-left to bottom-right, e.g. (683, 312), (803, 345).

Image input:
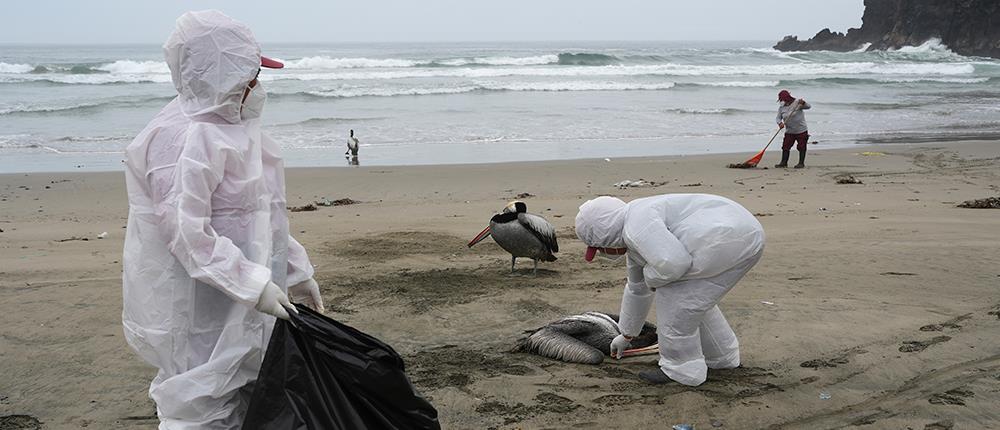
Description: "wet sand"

(1, 141), (999, 429)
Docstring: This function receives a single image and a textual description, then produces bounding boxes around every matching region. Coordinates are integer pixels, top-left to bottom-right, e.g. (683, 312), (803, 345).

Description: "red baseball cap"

(261, 56), (284, 69)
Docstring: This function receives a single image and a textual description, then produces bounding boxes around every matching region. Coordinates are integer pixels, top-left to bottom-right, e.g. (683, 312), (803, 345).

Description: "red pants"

(782, 132), (809, 151)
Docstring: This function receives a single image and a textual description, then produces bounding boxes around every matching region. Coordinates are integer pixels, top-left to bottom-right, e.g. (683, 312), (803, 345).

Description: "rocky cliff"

(774, 0), (1000, 58)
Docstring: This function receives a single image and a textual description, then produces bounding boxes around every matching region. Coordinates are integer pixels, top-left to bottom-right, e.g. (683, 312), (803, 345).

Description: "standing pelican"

(468, 201), (558, 274)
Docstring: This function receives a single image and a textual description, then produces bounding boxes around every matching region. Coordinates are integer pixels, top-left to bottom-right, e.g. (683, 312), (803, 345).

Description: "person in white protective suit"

(575, 194), (764, 386)
(122, 10), (325, 429)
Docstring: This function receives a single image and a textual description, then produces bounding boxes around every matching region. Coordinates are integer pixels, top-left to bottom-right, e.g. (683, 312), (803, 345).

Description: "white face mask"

(241, 82), (267, 121)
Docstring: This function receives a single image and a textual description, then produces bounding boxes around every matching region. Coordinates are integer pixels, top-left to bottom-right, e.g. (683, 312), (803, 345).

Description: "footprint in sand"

(0, 415), (43, 430)
(919, 314), (972, 332)
(899, 336), (951, 353)
(928, 388), (974, 406)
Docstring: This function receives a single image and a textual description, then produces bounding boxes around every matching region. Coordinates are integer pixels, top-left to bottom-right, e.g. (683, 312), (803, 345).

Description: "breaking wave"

(429, 55), (558, 67)
(0, 62), (34, 73)
(283, 56), (419, 69)
(295, 80), (676, 98)
(0, 96), (173, 115)
(556, 53), (621, 66)
(665, 108), (750, 115)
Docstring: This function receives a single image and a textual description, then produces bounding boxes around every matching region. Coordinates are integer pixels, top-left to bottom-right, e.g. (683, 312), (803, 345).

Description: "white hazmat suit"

(122, 10), (315, 428)
(576, 194), (764, 386)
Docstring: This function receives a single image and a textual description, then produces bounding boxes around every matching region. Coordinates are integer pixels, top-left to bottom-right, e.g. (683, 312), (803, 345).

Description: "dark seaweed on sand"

(727, 162), (756, 169)
(957, 197), (1000, 209)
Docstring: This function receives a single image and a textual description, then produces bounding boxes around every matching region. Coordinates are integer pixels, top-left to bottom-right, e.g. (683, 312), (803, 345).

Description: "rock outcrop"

(774, 0), (1000, 58)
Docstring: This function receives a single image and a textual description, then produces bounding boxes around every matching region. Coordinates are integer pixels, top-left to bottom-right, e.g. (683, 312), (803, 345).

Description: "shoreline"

(1, 139), (998, 429)
(0, 137), (965, 176)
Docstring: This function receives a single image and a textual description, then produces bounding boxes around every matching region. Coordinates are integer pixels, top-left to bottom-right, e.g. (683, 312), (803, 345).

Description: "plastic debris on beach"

(97, 231), (108, 239)
(819, 392), (832, 400)
(835, 175), (863, 185)
(957, 197), (1000, 209)
(672, 425), (694, 430)
(56, 236), (89, 242)
(614, 179), (666, 189)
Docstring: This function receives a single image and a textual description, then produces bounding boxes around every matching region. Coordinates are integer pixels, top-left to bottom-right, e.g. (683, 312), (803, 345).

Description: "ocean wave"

(296, 80), (676, 98)
(282, 56), (419, 69)
(684, 81), (780, 88)
(891, 38), (951, 55)
(0, 74), (172, 85)
(877, 77), (990, 84)
(431, 55), (558, 67)
(95, 60), (170, 74)
(280, 52), (617, 69)
(53, 135), (132, 142)
(0, 62), (33, 73)
(852, 43), (873, 53)
(0, 96), (172, 116)
(264, 61), (977, 83)
(0, 134), (43, 149)
(782, 76), (990, 86)
(556, 53), (621, 66)
(276, 116), (389, 127)
(665, 108), (749, 115)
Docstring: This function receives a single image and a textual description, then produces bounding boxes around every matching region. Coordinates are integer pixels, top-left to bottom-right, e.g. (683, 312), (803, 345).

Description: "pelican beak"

(621, 344), (659, 357)
(468, 226), (492, 247)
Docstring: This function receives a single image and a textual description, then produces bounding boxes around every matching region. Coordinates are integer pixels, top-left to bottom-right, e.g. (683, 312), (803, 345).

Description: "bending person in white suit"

(575, 194), (764, 386)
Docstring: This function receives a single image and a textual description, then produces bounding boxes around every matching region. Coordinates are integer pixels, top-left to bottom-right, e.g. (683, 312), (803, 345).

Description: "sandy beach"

(1, 141), (998, 429)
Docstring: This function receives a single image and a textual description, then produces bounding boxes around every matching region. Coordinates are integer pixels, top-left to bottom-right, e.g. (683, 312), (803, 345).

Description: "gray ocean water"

(1, 40), (998, 173)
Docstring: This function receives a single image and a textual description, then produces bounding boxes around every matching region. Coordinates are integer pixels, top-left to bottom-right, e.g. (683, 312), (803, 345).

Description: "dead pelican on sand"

(468, 201), (558, 274)
(513, 312), (658, 364)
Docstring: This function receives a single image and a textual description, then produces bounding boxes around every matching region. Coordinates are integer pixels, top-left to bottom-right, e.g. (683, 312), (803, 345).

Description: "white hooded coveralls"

(122, 10), (314, 429)
(576, 194), (764, 386)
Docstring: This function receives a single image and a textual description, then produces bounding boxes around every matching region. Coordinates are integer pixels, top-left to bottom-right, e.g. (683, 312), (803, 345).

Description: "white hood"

(575, 196), (627, 248)
(164, 10), (262, 124)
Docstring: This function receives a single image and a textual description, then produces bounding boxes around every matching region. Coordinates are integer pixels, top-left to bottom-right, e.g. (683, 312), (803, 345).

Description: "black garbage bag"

(243, 304), (441, 430)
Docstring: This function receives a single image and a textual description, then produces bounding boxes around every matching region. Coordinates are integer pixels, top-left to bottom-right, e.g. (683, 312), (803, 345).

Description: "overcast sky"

(1, 0), (864, 44)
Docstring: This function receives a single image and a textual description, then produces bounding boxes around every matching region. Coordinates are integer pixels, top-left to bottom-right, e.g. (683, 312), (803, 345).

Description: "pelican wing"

(517, 327), (604, 364)
(518, 213), (559, 253)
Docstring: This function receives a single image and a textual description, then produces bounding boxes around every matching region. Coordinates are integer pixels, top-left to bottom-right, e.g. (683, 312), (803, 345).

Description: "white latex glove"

(610, 334), (632, 360)
(255, 281), (297, 320)
(288, 278), (325, 313)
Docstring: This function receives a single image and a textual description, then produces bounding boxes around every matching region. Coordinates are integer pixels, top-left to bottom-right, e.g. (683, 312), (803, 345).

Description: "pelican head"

(503, 201), (527, 214)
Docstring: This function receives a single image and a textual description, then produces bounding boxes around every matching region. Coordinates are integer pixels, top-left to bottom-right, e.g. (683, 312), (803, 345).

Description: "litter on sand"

(613, 179), (666, 189)
(835, 175), (863, 185)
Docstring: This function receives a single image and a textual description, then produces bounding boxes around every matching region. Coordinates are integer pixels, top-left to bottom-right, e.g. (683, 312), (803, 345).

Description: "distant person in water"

(346, 129), (359, 157)
(775, 90), (811, 168)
